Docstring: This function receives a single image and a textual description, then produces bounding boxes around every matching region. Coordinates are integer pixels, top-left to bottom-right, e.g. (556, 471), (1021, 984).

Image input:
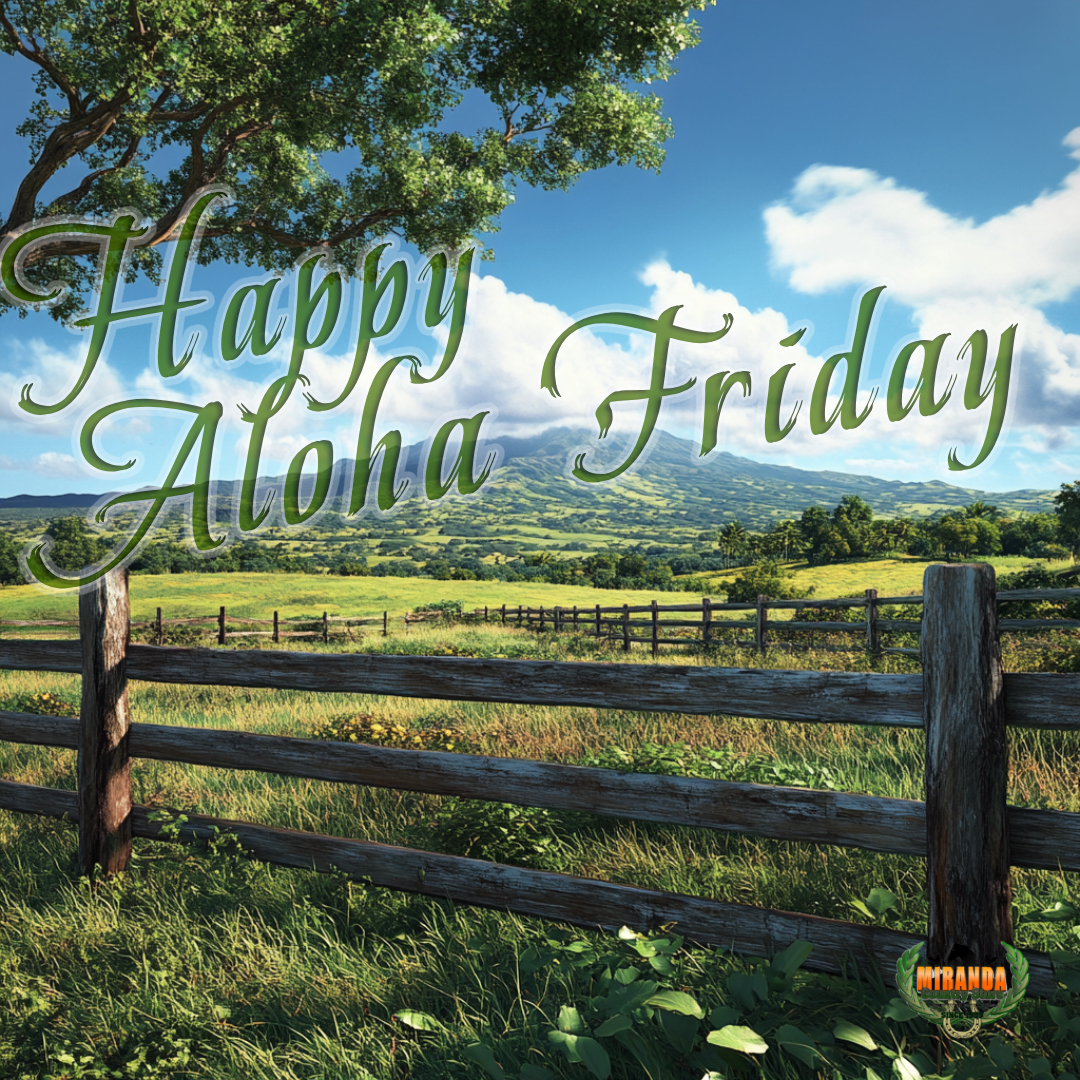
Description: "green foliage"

(725, 559), (812, 602)
(412, 798), (560, 867)
(311, 712), (470, 752)
(1055, 481), (1080, 555)
(41, 517), (109, 572)
(0, 530), (23, 585)
(582, 742), (843, 788)
(2, 0), (711, 319)
(0, 690), (80, 716)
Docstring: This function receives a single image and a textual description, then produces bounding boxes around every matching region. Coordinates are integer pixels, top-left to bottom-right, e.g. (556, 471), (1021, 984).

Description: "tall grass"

(0, 623), (1077, 1079)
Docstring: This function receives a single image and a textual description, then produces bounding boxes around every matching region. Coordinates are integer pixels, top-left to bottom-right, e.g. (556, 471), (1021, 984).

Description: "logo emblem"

(896, 942), (1029, 1039)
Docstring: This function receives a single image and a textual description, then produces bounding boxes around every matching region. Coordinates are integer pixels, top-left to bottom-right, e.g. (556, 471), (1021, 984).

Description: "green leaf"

(393, 1009), (443, 1031)
(613, 966), (639, 985)
(709, 1006), (741, 1029)
(1025, 900), (1079, 923)
(547, 1031), (582, 1063)
(603, 979), (660, 1014)
(770, 940), (815, 977)
(1028, 1058), (1053, 1077)
(987, 1037), (1015, 1071)
(776, 1023), (821, 1066)
(645, 991), (705, 1018)
(851, 900), (875, 919)
(726, 972), (769, 1012)
(659, 1011), (700, 1055)
(574, 1037), (611, 1080)
(647, 953), (674, 975)
(780, 328), (807, 347)
(557, 1005), (588, 1035)
(867, 1069), (886, 1080)
(866, 887), (898, 915)
(594, 1014), (634, 1038)
(519, 1066), (557, 1080)
(707, 1025), (769, 1054)
(883, 998), (919, 1022)
(464, 1043), (506, 1080)
(893, 1055), (920, 1080)
(834, 1021), (878, 1050)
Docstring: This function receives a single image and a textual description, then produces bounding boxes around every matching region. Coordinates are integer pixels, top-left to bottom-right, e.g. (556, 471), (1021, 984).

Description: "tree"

(1, 0), (711, 320)
(1055, 481), (1080, 556)
(0, 530), (23, 584)
(718, 519), (746, 565)
(43, 516), (110, 571)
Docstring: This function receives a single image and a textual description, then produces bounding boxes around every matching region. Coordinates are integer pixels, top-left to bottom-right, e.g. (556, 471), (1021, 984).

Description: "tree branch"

(0, 8), (83, 117)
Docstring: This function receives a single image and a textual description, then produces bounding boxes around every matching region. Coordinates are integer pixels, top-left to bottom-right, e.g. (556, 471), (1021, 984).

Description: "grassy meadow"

(1, 554), (1072, 628)
(1, 582), (1079, 1078)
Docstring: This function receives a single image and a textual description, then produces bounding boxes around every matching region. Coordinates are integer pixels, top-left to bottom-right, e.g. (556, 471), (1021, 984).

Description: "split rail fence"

(471, 588), (1080, 657)
(0, 564), (1077, 994)
(8, 587), (1079, 660)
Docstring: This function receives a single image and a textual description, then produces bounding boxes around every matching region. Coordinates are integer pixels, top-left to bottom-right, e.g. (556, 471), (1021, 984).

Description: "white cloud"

(764, 129), (1080, 442)
(0, 451), (87, 477)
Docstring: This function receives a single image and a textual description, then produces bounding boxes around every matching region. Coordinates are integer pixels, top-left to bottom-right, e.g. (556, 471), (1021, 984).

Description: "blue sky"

(2, 0), (1080, 503)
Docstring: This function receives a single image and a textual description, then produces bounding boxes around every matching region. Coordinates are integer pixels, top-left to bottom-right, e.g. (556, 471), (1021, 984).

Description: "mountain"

(0, 428), (1057, 536)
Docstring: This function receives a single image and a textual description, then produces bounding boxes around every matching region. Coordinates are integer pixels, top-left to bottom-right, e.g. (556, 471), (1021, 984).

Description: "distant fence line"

(4, 586), (1079, 656)
(1, 565), (1078, 995)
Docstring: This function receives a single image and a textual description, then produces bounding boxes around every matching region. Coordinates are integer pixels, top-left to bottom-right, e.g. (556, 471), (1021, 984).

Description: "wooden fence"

(7, 587), (1078, 658)
(3, 606), (390, 645)
(1, 565), (1077, 995)
(483, 587), (1080, 657)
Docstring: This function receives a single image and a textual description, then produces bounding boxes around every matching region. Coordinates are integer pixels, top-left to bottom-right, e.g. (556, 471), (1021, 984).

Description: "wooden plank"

(998, 588), (1080, 602)
(5, 710), (1076, 870)
(876, 620), (923, 632)
(0, 639), (1062, 725)
(78, 568), (132, 877)
(0, 619), (80, 626)
(1000, 618), (1080, 630)
(766, 598), (867, 610)
(922, 564), (1011, 968)
(224, 631), (274, 638)
(0, 778), (1058, 996)
(4, 639), (1078, 730)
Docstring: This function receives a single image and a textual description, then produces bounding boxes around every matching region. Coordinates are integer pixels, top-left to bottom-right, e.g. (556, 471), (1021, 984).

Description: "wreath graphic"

(896, 941), (1029, 1034)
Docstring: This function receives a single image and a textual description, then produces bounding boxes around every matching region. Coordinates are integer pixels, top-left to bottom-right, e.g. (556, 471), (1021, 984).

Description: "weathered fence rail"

(1, 565), (1077, 995)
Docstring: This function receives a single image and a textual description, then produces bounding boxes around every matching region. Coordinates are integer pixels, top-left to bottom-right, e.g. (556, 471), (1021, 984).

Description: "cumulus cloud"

(0, 451), (87, 477)
(764, 129), (1080, 442)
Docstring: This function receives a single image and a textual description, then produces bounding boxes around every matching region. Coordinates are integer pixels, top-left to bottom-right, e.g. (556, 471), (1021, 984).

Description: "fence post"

(651, 599), (659, 657)
(322, 611), (329, 644)
(218, 605), (226, 645)
(484, 606), (488, 623)
(922, 563), (1012, 968)
(755, 595), (768, 653)
(554, 605), (561, 633)
(155, 606), (163, 647)
(572, 605), (578, 630)
(383, 611), (388, 637)
(622, 604), (630, 652)
(702, 597), (712, 648)
(273, 611), (279, 644)
(501, 604), (506, 625)
(78, 567), (132, 878)
(539, 606), (545, 632)
(865, 588), (879, 653)
(517, 605), (523, 626)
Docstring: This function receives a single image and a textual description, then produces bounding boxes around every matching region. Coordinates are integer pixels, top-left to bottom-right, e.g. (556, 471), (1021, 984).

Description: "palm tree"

(719, 520), (747, 567)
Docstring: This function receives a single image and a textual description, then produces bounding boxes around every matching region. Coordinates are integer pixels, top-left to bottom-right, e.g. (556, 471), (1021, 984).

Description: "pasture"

(0, 584), (1078, 1078)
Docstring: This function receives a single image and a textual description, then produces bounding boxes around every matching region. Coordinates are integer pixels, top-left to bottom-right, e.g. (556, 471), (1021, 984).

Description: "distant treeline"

(2, 482), (1078, 588)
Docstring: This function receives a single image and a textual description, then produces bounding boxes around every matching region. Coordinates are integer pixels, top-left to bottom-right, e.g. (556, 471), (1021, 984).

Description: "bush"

(725, 560), (813, 603)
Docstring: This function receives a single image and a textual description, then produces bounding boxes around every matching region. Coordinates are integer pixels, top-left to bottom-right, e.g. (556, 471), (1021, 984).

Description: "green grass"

(0, 574), (693, 625)
(1, 620), (1079, 1078)
(701, 556), (1075, 598)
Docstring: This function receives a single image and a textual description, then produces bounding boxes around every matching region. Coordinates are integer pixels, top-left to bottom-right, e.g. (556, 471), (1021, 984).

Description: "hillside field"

(1, 554), (1071, 626)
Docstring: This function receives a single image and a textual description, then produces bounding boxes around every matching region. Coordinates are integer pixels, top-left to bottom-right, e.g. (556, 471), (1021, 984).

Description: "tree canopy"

(1, 0), (711, 320)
